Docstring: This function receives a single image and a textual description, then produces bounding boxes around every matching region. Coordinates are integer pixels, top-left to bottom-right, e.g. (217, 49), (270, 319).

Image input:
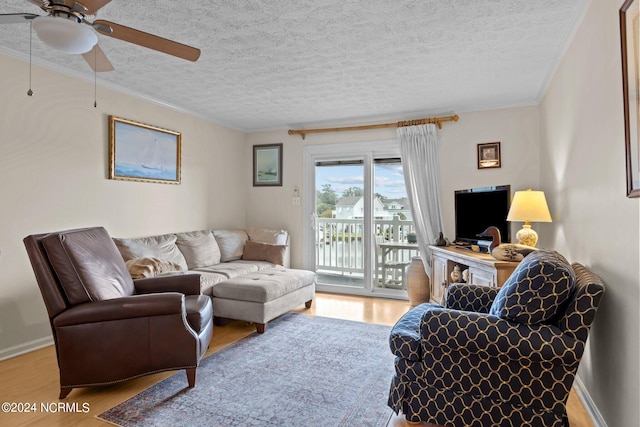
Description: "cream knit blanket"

(125, 257), (183, 279)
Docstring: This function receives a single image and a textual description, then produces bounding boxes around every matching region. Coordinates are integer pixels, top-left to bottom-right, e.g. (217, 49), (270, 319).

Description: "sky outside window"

(316, 161), (407, 200)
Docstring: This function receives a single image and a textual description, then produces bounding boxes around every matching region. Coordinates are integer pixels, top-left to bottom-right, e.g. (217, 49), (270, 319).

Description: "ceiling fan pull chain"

(93, 47), (97, 108)
(27, 20), (34, 97)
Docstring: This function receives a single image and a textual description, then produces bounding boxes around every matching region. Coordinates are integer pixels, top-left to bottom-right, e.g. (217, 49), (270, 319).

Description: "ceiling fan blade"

(91, 21), (112, 35)
(76, 0), (112, 15)
(82, 44), (114, 72)
(93, 19), (201, 62)
(0, 13), (38, 24)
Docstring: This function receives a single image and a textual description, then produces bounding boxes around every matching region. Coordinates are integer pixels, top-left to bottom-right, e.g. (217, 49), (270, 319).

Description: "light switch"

(292, 197), (301, 206)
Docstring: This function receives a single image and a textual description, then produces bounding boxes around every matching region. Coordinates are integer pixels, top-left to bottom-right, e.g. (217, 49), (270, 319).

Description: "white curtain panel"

(398, 124), (444, 274)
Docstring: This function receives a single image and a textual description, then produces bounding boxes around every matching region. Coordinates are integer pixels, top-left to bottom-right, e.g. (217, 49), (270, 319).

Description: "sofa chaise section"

(211, 267), (315, 333)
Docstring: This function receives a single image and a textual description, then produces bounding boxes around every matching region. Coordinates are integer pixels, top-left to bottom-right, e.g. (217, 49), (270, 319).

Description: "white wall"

(0, 54), (246, 357)
(539, 0), (640, 424)
(245, 105), (541, 268)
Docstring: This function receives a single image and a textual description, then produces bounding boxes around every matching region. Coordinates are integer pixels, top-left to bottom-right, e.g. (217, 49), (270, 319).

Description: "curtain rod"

(288, 114), (459, 140)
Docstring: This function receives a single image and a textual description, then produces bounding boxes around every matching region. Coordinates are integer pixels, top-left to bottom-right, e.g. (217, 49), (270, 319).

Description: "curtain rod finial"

(288, 129), (306, 139)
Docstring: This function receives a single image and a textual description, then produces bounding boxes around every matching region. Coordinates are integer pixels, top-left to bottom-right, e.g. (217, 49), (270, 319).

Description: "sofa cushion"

(213, 229), (248, 262)
(242, 241), (287, 266)
(194, 261), (269, 279)
(247, 227), (289, 245)
(114, 234), (188, 271)
(211, 268), (315, 303)
(125, 257), (183, 279)
(489, 250), (576, 324)
(189, 270), (228, 296)
(43, 227), (135, 304)
(175, 230), (221, 269)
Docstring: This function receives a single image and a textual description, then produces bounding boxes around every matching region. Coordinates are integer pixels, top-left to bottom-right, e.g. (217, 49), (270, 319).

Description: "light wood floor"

(0, 292), (593, 427)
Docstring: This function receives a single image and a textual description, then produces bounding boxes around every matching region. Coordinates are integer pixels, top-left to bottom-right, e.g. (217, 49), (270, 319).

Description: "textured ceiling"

(0, 0), (589, 131)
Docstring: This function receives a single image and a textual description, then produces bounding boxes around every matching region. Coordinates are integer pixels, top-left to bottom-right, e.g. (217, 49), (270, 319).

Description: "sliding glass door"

(372, 158), (420, 289)
(303, 141), (417, 298)
(314, 160), (366, 289)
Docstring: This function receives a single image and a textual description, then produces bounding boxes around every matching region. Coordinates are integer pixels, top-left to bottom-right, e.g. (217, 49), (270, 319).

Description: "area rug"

(98, 313), (395, 427)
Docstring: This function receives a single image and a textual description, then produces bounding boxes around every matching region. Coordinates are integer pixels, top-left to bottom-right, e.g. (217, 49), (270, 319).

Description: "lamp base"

(515, 224), (538, 247)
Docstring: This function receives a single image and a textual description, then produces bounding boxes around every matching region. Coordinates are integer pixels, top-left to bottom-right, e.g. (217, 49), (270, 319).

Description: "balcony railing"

(315, 216), (419, 288)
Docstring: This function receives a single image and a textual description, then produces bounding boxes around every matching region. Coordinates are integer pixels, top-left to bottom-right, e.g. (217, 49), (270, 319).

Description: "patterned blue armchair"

(388, 250), (604, 427)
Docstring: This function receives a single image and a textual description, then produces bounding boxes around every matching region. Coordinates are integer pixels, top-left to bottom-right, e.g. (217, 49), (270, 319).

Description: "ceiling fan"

(0, 0), (201, 72)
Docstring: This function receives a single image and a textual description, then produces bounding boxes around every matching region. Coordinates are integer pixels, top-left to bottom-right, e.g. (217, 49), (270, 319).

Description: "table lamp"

(506, 189), (552, 247)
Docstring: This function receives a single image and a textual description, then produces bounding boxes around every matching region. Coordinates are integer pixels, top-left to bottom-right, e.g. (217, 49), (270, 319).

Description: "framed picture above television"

(477, 142), (501, 169)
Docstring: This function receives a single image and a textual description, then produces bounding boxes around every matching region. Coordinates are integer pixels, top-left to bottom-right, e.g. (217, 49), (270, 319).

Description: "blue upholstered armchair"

(388, 250), (604, 427)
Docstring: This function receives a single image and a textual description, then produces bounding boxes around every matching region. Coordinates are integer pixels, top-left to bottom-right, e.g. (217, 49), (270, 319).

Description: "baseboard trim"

(574, 375), (607, 427)
(0, 336), (53, 361)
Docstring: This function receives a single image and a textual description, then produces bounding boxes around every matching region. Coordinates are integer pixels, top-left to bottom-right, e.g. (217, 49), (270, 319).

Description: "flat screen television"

(454, 185), (511, 245)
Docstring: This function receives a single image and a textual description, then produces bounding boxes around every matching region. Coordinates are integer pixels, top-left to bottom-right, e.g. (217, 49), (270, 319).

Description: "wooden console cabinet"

(429, 245), (520, 304)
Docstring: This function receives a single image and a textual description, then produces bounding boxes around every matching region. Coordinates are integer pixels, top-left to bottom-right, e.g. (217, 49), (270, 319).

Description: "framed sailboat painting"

(109, 116), (181, 184)
(253, 143), (283, 186)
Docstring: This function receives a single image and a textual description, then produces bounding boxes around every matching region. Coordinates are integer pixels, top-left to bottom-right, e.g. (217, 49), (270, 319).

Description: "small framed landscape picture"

(253, 143), (283, 186)
(109, 116), (181, 184)
(477, 142), (501, 169)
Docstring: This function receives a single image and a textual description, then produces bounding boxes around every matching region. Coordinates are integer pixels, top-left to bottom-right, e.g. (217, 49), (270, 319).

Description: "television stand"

(429, 245), (520, 304)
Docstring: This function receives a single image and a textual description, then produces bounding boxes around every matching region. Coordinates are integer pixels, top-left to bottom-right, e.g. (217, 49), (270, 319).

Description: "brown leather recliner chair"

(23, 226), (213, 399)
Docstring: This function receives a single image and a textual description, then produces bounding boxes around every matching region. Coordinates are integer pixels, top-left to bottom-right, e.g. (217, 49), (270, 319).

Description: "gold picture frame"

(108, 116), (181, 184)
(477, 142), (501, 169)
(620, 0), (640, 197)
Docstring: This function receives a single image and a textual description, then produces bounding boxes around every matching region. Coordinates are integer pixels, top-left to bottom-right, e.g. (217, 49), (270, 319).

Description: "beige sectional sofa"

(113, 227), (316, 333)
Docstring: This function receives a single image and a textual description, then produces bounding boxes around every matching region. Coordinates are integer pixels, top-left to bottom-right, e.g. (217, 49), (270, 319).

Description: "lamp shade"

(32, 16), (98, 54)
(506, 189), (552, 223)
(506, 189), (551, 247)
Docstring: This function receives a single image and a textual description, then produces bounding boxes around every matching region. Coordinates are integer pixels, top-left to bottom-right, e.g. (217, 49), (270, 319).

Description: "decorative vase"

(450, 265), (462, 283)
(435, 232), (447, 246)
(406, 257), (430, 307)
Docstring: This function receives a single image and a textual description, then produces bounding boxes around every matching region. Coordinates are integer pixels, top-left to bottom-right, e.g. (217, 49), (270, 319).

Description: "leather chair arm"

(445, 283), (499, 313)
(53, 293), (185, 327)
(134, 273), (201, 295)
(420, 308), (582, 365)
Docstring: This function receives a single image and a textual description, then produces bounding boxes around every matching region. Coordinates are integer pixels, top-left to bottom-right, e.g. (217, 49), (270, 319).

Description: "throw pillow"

(246, 227), (289, 245)
(175, 230), (221, 269)
(213, 229), (249, 262)
(489, 250), (576, 324)
(113, 233), (188, 271)
(242, 240), (287, 266)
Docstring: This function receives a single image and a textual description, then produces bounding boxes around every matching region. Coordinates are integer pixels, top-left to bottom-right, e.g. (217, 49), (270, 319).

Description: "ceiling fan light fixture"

(32, 16), (97, 54)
